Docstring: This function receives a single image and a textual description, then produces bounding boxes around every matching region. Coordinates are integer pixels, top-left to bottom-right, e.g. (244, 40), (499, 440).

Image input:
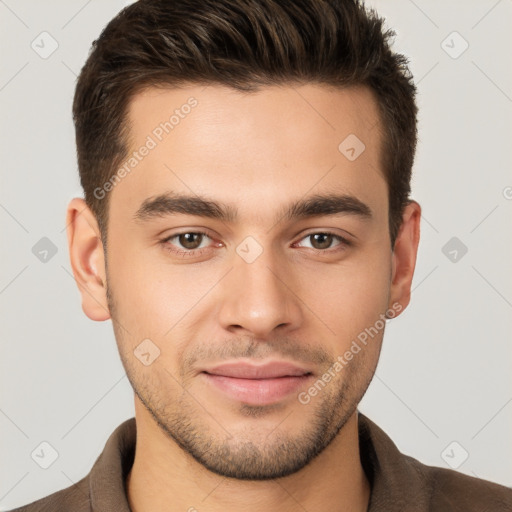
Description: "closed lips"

(202, 361), (313, 379)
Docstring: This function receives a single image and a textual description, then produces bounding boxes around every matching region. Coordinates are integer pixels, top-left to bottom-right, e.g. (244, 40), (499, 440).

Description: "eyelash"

(160, 230), (352, 257)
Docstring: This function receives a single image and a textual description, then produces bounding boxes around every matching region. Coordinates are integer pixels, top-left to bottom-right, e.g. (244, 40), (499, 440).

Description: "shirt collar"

(89, 417), (135, 511)
(357, 411), (432, 510)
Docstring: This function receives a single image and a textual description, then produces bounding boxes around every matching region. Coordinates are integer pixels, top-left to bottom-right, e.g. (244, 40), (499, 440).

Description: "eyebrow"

(133, 191), (373, 224)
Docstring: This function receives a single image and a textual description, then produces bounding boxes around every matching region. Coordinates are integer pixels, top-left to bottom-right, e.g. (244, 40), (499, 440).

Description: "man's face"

(103, 83), (395, 479)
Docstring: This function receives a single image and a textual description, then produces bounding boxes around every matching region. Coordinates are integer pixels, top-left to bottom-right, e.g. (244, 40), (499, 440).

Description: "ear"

(66, 197), (111, 321)
(388, 200), (421, 315)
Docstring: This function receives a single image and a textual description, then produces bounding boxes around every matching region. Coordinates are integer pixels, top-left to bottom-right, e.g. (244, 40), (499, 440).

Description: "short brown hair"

(73, 0), (417, 249)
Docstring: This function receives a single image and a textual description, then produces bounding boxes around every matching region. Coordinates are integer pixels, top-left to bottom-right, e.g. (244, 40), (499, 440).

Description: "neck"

(126, 401), (370, 512)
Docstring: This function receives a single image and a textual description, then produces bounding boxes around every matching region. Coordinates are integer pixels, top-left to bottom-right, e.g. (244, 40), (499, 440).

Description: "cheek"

(106, 246), (218, 339)
(301, 246), (391, 344)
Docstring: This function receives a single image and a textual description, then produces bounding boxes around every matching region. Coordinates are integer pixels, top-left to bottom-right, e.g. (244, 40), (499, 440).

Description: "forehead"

(111, 83), (386, 226)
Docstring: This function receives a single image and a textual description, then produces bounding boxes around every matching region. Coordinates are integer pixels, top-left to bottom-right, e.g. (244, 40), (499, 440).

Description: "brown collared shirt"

(8, 412), (512, 511)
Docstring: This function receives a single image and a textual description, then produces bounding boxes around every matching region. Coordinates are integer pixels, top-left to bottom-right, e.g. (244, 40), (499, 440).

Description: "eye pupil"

(311, 233), (332, 250)
(179, 233), (203, 249)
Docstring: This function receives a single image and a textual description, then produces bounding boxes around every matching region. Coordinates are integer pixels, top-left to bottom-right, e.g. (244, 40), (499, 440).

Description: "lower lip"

(202, 373), (312, 406)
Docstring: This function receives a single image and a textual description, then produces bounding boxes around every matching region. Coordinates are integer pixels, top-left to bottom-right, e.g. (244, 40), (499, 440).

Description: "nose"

(217, 248), (304, 339)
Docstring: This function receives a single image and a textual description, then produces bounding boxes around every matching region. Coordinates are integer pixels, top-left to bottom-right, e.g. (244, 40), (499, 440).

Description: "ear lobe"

(388, 200), (421, 315)
(66, 197), (111, 321)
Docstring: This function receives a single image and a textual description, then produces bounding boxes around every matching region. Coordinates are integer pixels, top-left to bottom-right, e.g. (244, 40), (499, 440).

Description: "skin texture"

(66, 83), (421, 512)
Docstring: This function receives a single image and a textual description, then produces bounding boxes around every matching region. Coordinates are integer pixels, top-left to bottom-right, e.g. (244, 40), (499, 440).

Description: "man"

(9, 0), (512, 510)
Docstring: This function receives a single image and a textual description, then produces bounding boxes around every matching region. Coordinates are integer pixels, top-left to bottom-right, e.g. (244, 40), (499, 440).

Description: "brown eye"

(178, 232), (204, 250)
(161, 231), (213, 255)
(309, 233), (335, 250)
(295, 232), (351, 252)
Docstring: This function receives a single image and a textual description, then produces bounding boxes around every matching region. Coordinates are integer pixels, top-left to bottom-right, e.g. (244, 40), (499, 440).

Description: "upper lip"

(202, 360), (312, 379)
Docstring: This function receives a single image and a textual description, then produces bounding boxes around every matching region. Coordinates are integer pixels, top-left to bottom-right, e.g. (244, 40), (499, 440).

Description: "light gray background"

(1, 0), (511, 508)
